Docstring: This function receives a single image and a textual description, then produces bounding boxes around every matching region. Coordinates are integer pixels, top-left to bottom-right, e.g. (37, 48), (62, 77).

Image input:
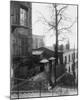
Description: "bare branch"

(62, 14), (72, 22)
(44, 26), (55, 34)
(57, 5), (68, 15)
(58, 28), (72, 35)
(57, 14), (62, 25)
(58, 19), (76, 31)
(36, 11), (56, 29)
(58, 37), (67, 42)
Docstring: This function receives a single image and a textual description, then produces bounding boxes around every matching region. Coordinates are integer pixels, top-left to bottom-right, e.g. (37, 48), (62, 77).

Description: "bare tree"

(35, 3), (76, 84)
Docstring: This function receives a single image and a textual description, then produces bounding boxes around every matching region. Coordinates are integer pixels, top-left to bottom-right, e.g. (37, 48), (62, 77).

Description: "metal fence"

(10, 72), (77, 99)
(11, 77), (51, 99)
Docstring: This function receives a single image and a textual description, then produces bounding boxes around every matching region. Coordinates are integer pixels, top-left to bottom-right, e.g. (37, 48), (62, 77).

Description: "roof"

(49, 57), (55, 60)
(32, 47), (55, 59)
(40, 59), (49, 63)
(32, 50), (43, 55)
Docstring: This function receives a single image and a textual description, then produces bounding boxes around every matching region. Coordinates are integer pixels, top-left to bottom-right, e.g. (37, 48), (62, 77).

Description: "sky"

(32, 3), (77, 49)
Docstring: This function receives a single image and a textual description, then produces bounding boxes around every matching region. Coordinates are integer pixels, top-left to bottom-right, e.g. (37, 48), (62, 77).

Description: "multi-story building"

(10, 1), (32, 83)
(57, 49), (78, 75)
(32, 34), (44, 49)
(63, 49), (78, 74)
(65, 40), (70, 50)
(11, 1), (32, 57)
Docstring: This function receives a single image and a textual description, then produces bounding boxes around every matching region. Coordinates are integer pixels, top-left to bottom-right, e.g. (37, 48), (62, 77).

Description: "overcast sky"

(32, 3), (77, 49)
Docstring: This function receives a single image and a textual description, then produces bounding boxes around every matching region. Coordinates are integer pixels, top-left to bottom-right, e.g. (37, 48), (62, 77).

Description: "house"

(57, 49), (78, 75)
(62, 49), (78, 75)
(11, 1), (32, 57)
(10, 1), (32, 83)
(32, 35), (44, 49)
(32, 47), (66, 85)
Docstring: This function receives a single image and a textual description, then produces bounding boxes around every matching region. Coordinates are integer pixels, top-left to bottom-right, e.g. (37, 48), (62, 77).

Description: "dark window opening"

(65, 56), (67, 64)
(69, 55), (70, 62)
(69, 66), (70, 72)
(40, 64), (44, 72)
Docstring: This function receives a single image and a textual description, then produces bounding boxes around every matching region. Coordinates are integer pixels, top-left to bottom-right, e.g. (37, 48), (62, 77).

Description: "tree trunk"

(54, 4), (58, 84)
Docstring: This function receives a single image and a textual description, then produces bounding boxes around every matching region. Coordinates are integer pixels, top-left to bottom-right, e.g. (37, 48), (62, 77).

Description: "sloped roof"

(32, 50), (43, 55)
(49, 57), (55, 60)
(40, 59), (49, 63)
(32, 47), (55, 59)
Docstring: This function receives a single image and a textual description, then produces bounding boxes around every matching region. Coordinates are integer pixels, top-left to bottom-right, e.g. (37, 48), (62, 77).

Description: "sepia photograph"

(10, 1), (78, 99)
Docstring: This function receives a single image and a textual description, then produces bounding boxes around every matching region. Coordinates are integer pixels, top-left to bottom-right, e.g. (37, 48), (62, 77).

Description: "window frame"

(19, 6), (28, 26)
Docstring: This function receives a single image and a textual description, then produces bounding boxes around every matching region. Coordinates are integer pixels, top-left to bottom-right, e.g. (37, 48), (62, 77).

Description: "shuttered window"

(11, 5), (20, 25)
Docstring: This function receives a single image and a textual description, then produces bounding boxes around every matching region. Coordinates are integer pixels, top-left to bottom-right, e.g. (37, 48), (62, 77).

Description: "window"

(74, 53), (75, 58)
(76, 52), (78, 58)
(72, 53), (74, 60)
(75, 53), (77, 59)
(69, 66), (70, 72)
(69, 55), (70, 62)
(11, 5), (20, 25)
(77, 52), (78, 58)
(65, 56), (67, 64)
(20, 8), (28, 26)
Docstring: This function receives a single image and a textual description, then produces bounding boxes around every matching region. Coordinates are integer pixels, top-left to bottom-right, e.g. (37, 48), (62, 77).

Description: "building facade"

(32, 35), (44, 49)
(63, 49), (78, 75)
(10, 1), (32, 85)
(11, 1), (32, 57)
